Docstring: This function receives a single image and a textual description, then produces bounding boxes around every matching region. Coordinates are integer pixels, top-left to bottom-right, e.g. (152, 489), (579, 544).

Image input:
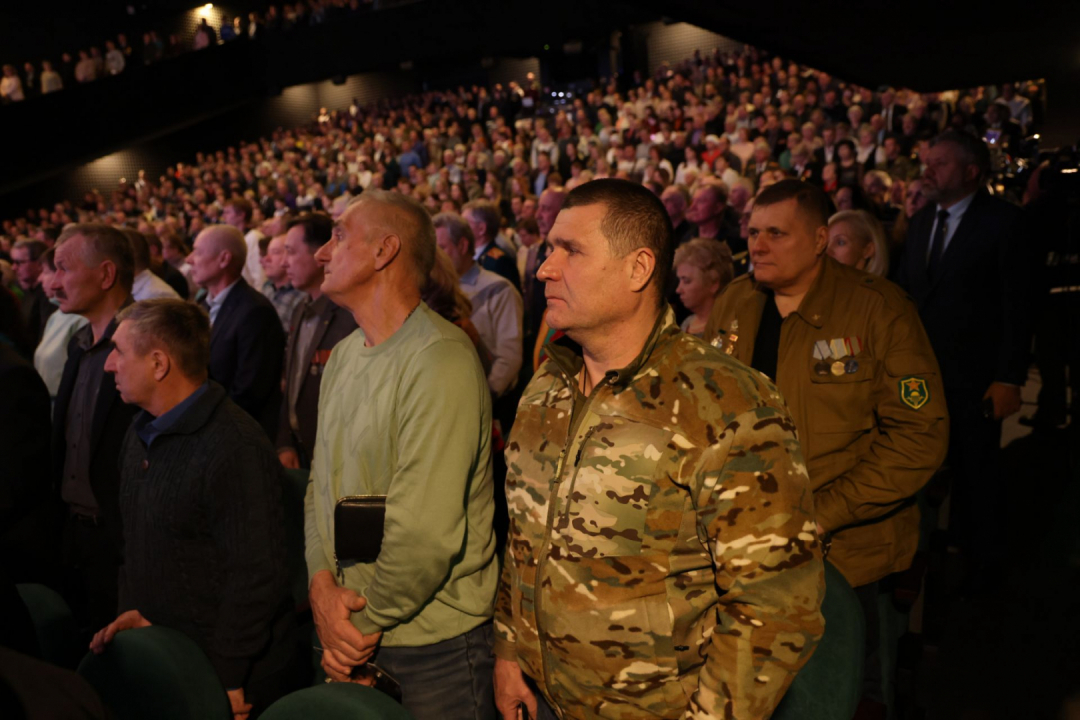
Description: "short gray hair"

(432, 212), (476, 255)
(462, 199), (501, 241)
(117, 299), (210, 381)
(354, 190), (436, 289)
(57, 223), (135, 292)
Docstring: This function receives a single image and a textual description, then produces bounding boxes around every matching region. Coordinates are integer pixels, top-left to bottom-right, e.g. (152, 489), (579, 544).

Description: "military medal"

(845, 358), (859, 374)
(831, 360), (845, 376)
(815, 362), (829, 376)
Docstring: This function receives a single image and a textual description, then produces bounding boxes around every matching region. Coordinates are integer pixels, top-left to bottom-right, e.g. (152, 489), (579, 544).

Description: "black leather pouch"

(333, 495), (386, 566)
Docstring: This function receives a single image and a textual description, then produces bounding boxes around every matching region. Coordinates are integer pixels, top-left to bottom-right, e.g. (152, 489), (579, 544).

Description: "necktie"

(927, 208), (949, 281)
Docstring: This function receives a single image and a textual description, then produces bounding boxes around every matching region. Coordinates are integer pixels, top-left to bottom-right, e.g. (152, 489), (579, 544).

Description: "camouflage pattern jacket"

(493, 310), (825, 720)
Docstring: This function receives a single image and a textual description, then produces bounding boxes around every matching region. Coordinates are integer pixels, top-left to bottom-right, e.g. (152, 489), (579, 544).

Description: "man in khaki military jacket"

(704, 179), (948, 707)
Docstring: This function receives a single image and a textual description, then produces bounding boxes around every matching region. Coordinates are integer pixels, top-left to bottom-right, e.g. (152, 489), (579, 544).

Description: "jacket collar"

(545, 306), (679, 392)
(747, 255), (837, 330)
(132, 380), (227, 443)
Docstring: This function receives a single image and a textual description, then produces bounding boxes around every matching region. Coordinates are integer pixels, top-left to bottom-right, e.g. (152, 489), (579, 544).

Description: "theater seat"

(16, 583), (80, 668)
(76, 625), (230, 720)
(773, 560), (865, 720)
(282, 467), (311, 610)
(261, 682), (415, 719)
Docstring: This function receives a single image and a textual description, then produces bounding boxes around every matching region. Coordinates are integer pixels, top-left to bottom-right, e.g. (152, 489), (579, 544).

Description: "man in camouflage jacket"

(493, 179), (824, 720)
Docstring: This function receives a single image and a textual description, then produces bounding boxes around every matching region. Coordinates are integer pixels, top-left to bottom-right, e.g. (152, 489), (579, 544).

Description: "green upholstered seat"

(261, 682), (415, 720)
(282, 467), (312, 610)
(76, 625), (230, 720)
(16, 583), (81, 668)
(773, 560), (865, 720)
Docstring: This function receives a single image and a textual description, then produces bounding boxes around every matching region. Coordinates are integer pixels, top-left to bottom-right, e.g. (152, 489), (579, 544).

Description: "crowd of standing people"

(1, 38), (1075, 720)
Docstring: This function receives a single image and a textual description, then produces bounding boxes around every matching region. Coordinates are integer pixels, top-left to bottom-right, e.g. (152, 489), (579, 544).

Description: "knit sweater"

(118, 381), (292, 689)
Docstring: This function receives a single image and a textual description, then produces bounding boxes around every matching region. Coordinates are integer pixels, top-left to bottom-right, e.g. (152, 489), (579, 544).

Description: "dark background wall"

(641, 21), (743, 75)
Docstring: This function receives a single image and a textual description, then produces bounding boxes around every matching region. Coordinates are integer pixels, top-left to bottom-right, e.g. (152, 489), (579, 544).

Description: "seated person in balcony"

(91, 299), (301, 718)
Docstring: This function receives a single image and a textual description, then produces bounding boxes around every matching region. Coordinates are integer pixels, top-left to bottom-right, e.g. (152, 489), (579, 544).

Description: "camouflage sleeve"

(687, 405), (825, 720)
(492, 545), (518, 661)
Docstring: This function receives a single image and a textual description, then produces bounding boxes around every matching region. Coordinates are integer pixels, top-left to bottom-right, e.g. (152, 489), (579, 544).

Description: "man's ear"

(99, 260), (118, 291)
(373, 233), (402, 271)
(628, 247), (657, 294)
(813, 225), (829, 256)
(150, 349), (171, 382)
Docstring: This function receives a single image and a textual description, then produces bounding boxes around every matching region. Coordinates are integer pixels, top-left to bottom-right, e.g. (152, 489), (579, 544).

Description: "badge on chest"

(813, 336), (863, 376)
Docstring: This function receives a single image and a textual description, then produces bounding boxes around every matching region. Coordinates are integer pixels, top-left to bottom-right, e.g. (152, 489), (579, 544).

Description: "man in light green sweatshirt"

(304, 190), (498, 719)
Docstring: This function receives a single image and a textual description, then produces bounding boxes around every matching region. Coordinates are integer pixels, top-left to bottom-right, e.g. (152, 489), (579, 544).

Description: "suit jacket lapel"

(282, 301), (304, 391)
(210, 280), (245, 350)
(932, 194), (983, 285)
(905, 206), (935, 299)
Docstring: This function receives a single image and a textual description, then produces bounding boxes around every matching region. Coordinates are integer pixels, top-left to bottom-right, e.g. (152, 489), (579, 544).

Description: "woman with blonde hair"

(826, 209), (889, 276)
(674, 238), (735, 337)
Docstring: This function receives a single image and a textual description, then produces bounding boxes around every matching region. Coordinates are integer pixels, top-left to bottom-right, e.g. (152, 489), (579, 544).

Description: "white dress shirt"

(132, 269), (180, 302)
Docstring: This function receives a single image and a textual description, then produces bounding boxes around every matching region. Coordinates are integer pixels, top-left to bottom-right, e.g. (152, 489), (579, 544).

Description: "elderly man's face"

(435, 226), (471, 276)
(536, 193), (564, 238)
(186, 232), (230, 289)
(686, 187), (722, 225)
(51, 235), (110, 315)
(104, 321), (158, 408)
(537, 204), (639, 337)
(316, 203), (380, 300)
(747, 199), (826, 292)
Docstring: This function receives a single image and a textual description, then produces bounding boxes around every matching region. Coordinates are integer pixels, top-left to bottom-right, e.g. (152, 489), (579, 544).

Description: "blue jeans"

(373, 622), (496, 720)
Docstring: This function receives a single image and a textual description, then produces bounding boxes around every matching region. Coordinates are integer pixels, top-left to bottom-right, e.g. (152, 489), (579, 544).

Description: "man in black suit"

(187, 225), (284, 438)
(50, 224), (139, 631)
(895, 130), (1033, 583)
(276, 212), (356, 469)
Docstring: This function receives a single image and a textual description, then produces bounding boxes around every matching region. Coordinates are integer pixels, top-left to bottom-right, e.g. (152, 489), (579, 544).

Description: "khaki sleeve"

(688, 405), (825, 720)
(813, 302), (949, 533)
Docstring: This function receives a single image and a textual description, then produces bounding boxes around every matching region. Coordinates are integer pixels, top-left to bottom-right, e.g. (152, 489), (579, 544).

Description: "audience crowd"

(1, 37), (1074, 720)
(0, 0), (379, 103)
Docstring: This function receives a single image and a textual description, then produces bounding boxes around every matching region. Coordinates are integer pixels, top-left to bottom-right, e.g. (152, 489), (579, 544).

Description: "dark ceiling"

(624, 0), (1080, 91)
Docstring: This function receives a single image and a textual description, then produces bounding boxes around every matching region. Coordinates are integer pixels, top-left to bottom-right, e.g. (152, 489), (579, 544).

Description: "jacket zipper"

(534, 370), (610, 711)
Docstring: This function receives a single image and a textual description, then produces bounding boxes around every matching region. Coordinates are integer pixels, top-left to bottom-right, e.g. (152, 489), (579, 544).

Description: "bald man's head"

(188, 224), (247, 290)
